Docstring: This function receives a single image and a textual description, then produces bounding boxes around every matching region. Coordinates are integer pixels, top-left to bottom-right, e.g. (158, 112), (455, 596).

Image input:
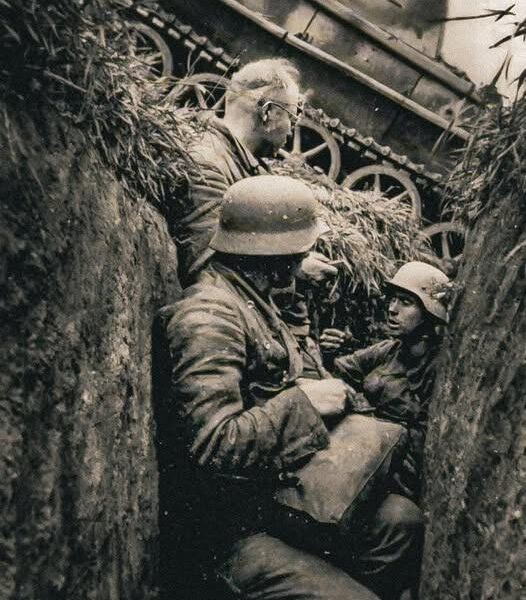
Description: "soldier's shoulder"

(188, 124), (232, 164)
(159, 281), (246, 345)
(159, 279), (240, 321)
(346, 339), (397, 362)
(365, 339), (398, 360)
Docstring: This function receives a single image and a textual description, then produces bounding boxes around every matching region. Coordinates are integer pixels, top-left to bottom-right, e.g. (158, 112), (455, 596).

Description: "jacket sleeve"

(185, 134), (239, 215)
(164, 292), (329, 477)
(187, 151), (231, 215)
(333, 340), (396, 390)
(174, 137), (236, 274)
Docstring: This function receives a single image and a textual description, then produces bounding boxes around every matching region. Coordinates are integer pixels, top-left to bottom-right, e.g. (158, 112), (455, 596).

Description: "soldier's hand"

(319, 328), (348, 351)
(296, 251), (338, 284)
(296, 378), (349, 417)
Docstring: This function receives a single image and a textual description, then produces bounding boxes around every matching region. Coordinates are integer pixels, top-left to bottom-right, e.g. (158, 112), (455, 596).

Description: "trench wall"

(421, 191), (525, 599)
(0, 107), (181, 600)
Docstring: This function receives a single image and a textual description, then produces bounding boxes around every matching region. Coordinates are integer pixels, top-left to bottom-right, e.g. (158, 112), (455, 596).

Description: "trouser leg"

(217, 532), (380, 600)
(353, 494), (425, 600)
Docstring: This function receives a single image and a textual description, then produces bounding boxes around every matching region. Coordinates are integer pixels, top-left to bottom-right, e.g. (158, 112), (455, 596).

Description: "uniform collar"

(209, 262), (281, 325)
(207, 115), (266, 174)
(206, 262), (304, 381)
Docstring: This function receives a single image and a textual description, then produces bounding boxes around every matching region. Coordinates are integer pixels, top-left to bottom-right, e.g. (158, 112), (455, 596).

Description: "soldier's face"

(268, 252), (308, 289)
(258, 84), (300, 156)
(387, 291), (425, 338)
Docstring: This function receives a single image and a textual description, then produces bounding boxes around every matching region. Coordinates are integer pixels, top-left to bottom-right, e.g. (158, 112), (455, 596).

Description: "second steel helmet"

(209, 175), (327, 255)
(387, 261), (450, 323)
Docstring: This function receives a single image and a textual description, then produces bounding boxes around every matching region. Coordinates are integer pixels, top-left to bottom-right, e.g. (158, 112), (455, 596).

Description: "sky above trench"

(441, 0), (526, 99)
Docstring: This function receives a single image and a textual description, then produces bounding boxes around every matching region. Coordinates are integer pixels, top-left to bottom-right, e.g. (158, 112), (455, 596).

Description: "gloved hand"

(319, 327), (351, 352)
(296, 251), (338, 284)
(296, 377), (349, 417)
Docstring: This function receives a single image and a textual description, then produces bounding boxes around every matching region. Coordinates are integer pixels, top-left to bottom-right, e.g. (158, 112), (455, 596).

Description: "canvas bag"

(274, 413), (405, 533)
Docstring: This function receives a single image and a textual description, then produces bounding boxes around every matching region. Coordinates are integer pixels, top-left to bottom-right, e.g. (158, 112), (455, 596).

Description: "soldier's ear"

(257, 99), (270, 124)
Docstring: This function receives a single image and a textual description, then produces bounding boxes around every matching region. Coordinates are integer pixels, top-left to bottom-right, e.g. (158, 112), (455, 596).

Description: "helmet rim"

(209, 221), (325, 255)
(386, 261), (450, 324)
(208, 174), (325, 256)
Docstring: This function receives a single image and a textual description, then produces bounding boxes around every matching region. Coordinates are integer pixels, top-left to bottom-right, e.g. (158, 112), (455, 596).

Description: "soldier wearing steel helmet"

(334, 261), (451, 492)
(155, 176), (430, 600)
(155, 174), (375, 600)
(327, 261), (450, 598)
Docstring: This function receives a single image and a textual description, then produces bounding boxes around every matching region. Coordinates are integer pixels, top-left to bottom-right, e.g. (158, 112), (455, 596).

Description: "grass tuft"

(1, 0), (198, 205)
(444, 96), (526, 224)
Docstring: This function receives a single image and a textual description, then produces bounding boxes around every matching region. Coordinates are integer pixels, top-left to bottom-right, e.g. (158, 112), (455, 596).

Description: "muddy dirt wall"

(421, 190), (525, 598)
(0, 107), (181, 600)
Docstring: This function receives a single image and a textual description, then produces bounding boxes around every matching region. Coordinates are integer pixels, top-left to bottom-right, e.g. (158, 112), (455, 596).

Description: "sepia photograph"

(1, 1), (524, 599)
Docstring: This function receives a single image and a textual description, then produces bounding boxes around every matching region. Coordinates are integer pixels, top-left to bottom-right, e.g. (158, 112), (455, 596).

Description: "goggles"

(259, 99), (304, 124)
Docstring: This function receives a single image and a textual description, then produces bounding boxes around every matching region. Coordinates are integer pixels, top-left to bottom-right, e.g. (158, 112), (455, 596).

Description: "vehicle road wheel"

(278, 118), (341, 180)
(127, 21), (173, 79)
(422, 221), (465, 263)
(166, 73), (228, 117)
(342, 165), (422, 222)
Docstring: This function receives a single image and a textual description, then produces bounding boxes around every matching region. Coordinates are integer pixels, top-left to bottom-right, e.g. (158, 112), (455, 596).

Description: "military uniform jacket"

(156, 262), (330, 541)
(172, 116), (267, 280)
(334, 339), (438, 500)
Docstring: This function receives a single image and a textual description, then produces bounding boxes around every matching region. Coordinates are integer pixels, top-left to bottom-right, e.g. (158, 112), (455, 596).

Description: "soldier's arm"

(333, 349), (371, 390)
(164, 293), (329, 477)
(187, 159), (229, 213)
(183, 136), (235, 221)
(173, 145), (234, 275)
(333, 340), (396, 389)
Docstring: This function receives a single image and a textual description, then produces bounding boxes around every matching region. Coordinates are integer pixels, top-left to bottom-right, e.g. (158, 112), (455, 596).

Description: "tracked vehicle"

(128, 0), (477, 262)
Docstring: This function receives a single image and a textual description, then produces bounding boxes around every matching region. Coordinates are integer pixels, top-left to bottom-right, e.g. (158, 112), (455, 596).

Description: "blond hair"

(226, 58), (300, 109)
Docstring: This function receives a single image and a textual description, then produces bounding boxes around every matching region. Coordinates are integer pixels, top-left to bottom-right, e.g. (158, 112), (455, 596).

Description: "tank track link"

(130, 3), (445, 191)
(133, 3), (240, 74)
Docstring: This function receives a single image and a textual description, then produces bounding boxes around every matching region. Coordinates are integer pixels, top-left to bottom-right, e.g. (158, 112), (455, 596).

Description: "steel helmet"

(209, 175), (327, 255)
(386, 261), (450, 323)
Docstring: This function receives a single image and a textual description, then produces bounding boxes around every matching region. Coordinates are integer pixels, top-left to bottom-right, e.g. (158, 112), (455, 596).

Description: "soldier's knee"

(376, 494), (425, 531)
(219, 533), (379, 600)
